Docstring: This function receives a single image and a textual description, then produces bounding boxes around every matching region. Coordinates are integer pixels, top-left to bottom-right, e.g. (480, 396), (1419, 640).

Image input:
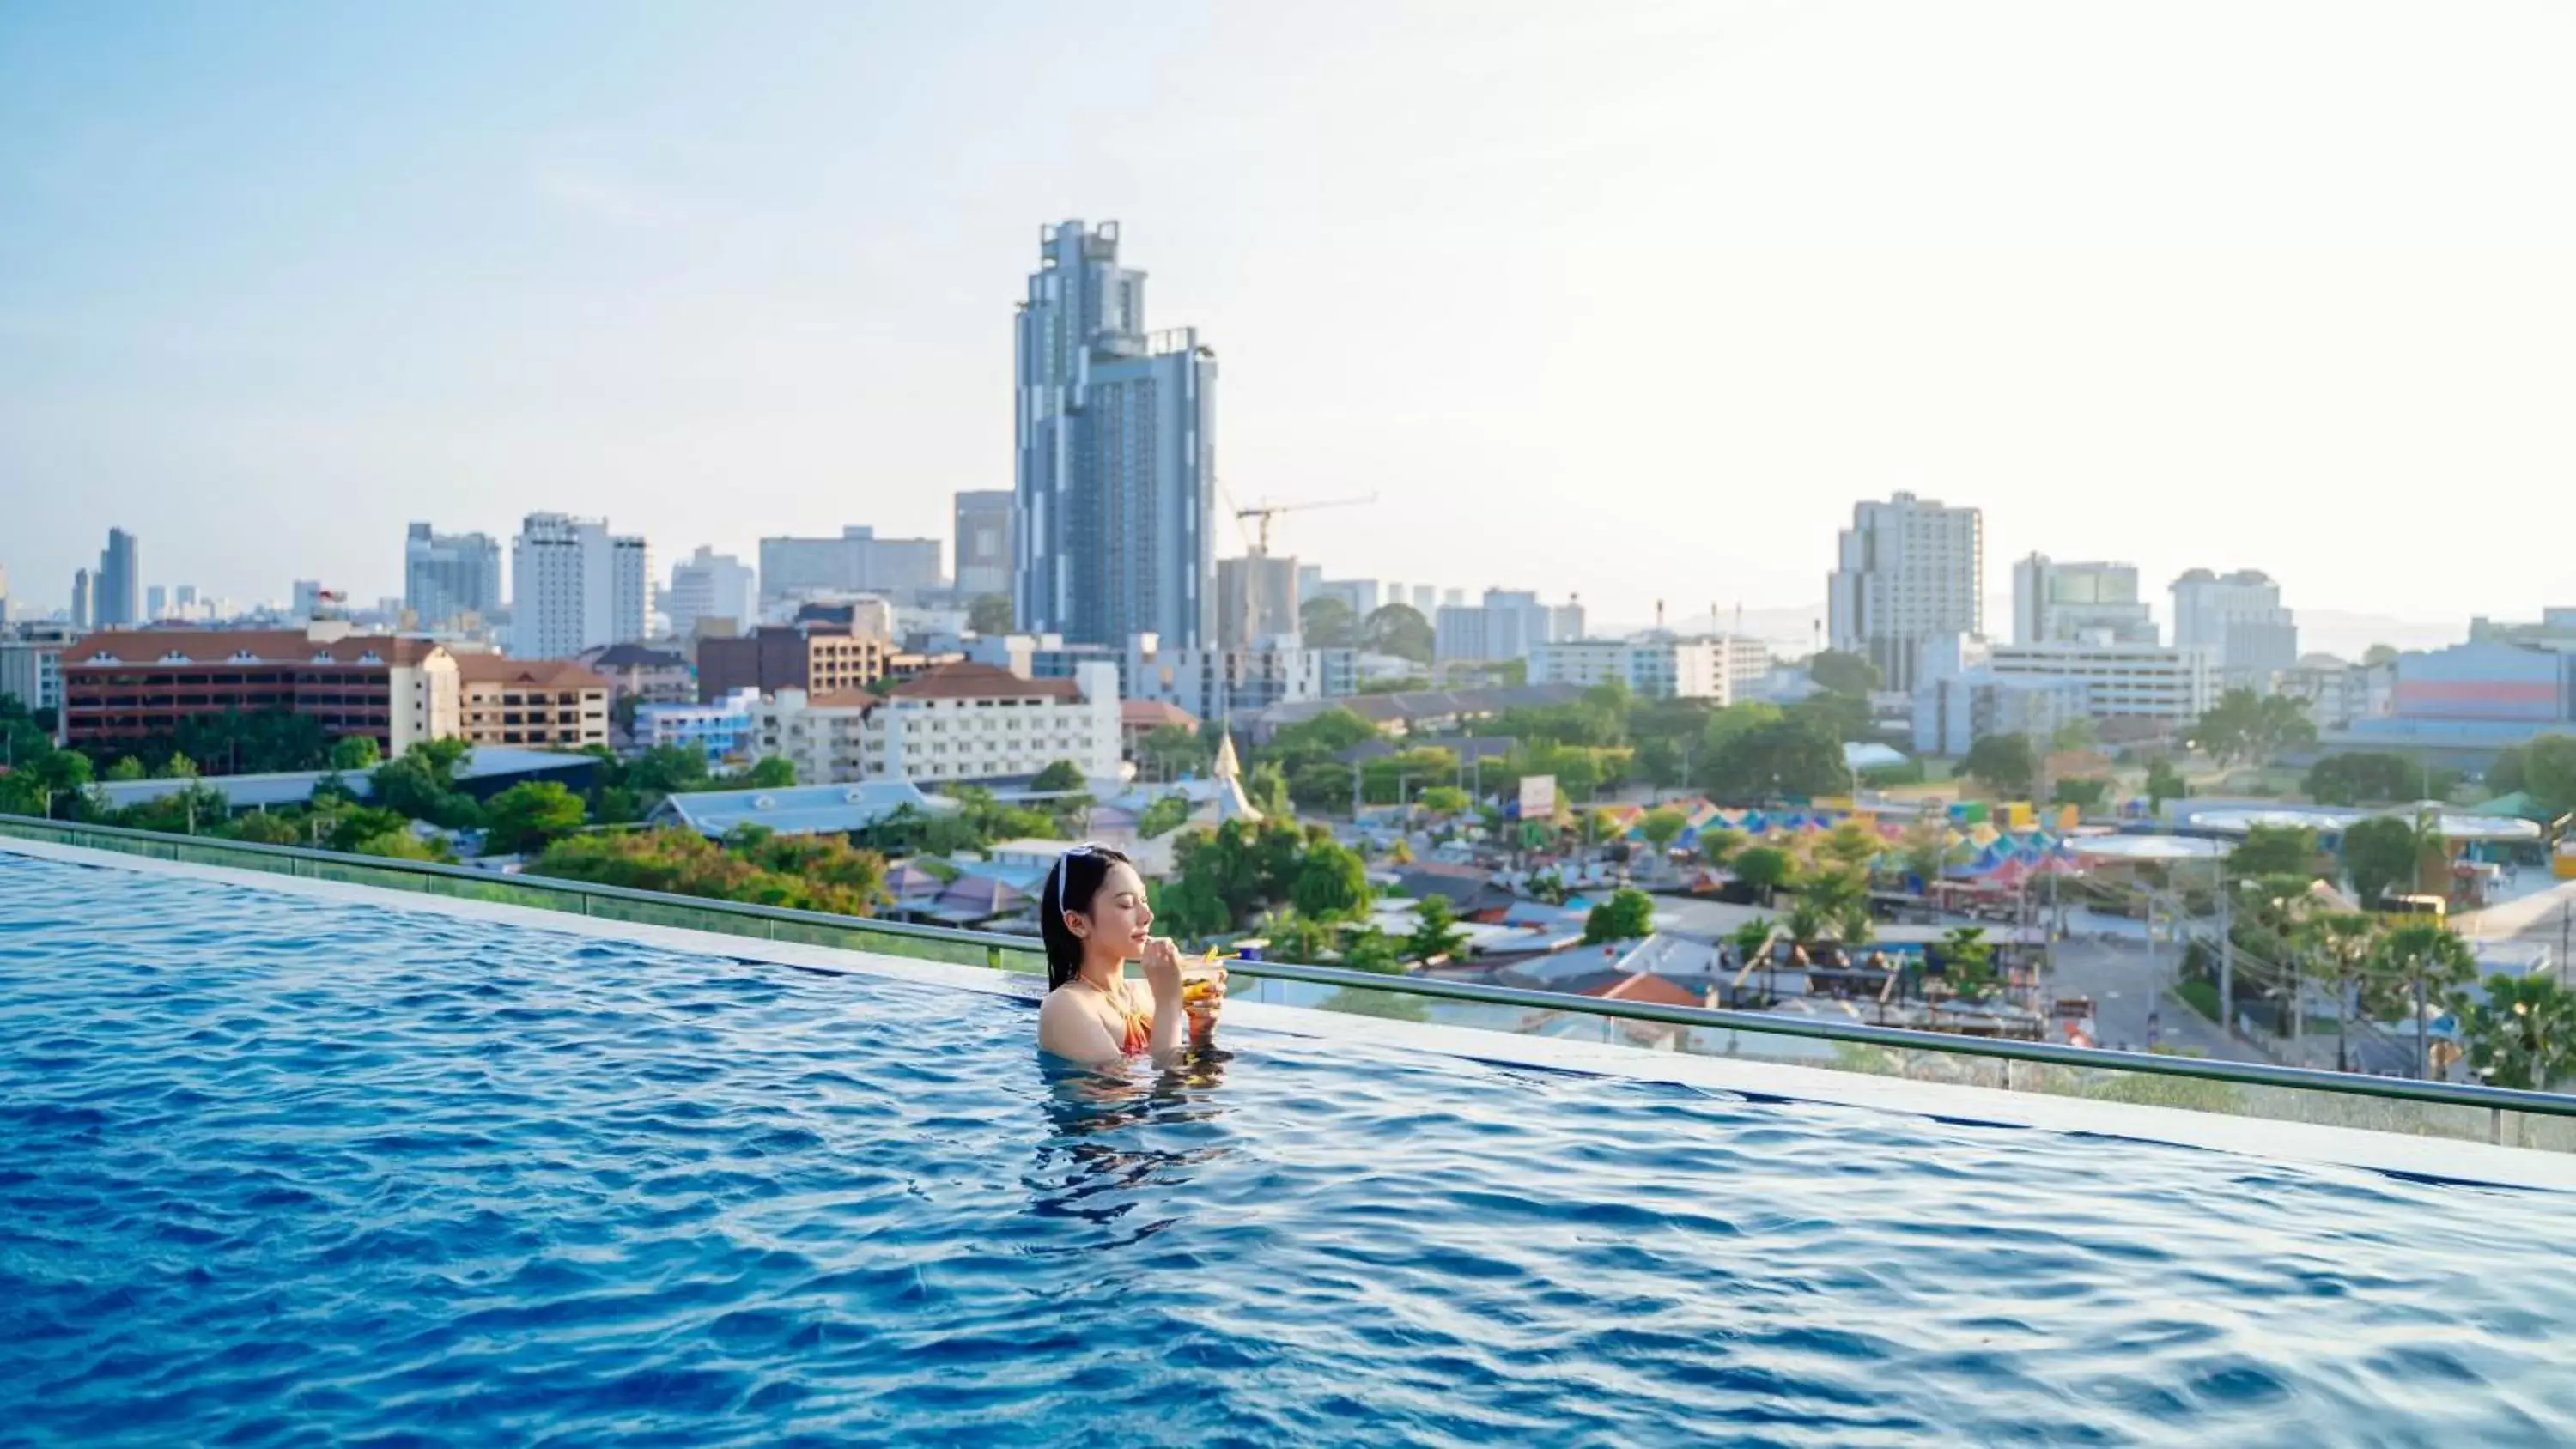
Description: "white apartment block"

(511, 513), (652, 658)
(1978, 640), (2218, 721)
(753, 660), (1120, 786)
(665, 546), (757, 640)
(1530, 636), (1771, 703)
(1828, 492), (1984, 693)
(1129, 639), (1322, 722)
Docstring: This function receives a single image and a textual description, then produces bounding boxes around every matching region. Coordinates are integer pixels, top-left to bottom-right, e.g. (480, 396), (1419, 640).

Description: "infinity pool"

(3, 852), (2572, 1446)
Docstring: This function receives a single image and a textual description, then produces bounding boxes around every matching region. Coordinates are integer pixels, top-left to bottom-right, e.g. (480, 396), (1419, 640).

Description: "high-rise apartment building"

(511, 513), (651, 658)
(1216, 556), (1301, 648)
(291, 580), (325, 620)
(95, 529), (140, 629)
(1827, 492), (1984, 693)
(145, 585), (166, 621)
(2171, 568), (2297, 694)
(665, 546), (757, 640)
(70, 569), (92, 630)
(405, 523), (505, 631)
(1434, 590), (1580, 663)
(1013, 221), (1217, 650)
(953, 491), (1016, 598)
(759, 527), (945, 607)
(2011, 555), (2156, 646)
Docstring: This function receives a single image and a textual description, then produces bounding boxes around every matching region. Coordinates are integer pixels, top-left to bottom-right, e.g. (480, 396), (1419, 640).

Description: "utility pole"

(2218, 884), (2234, 1039)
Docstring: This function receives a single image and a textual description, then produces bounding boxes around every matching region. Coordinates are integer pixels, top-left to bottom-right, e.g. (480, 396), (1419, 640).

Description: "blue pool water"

(3, 853), (2573, 1446)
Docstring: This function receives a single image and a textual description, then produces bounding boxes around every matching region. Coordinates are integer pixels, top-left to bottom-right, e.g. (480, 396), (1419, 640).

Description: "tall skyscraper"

(666, 546), (757, 640)
(70, 568), (92, 630)
(292, 580), (325, 619)
(2171, 568), (2297, 694)
(145, 585), (167, 619)
(953, 490), (1016, 598)
(405, 523), (505, 630)
(95, 529), (139, 628)
(2011, 555), (2156, 646)
(1827, 492), (1984, 693)
(512, 513), (652, 658)
(1013, 221), (1217, 649)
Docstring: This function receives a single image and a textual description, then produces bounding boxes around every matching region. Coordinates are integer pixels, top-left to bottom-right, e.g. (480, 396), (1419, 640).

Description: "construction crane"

(1232, 494), (1378, 557)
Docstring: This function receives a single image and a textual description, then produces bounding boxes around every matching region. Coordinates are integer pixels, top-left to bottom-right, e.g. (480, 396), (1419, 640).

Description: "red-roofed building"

(60, 625), (460, 759)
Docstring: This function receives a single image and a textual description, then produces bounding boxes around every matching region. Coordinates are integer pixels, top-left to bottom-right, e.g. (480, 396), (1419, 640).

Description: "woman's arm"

(1036, 991), (1127, 1068)
(1137, 980), (1191, 1066)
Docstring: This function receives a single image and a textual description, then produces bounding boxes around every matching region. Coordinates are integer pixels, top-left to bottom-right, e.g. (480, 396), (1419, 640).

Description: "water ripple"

(3, 853), (2573, 1446)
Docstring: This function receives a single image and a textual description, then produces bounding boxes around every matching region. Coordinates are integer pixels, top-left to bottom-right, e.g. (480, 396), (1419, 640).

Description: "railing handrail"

(6, 812), (2573, 1124)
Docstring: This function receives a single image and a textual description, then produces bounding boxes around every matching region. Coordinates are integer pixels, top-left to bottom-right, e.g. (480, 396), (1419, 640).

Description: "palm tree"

(2367, 921), (2479, 1079)
(2455, 973), (2576, 1090)
(2296, 911), (2381, 1073)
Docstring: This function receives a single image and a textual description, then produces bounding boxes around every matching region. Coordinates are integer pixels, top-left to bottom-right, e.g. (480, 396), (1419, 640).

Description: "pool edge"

(8, 835), (2568, 1195)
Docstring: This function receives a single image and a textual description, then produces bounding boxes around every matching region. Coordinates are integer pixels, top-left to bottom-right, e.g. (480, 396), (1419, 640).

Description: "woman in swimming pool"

(1035, 844), (1224, 1068)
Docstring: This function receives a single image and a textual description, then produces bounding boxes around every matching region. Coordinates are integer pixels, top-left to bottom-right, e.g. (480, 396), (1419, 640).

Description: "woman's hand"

(1140, 937), (1184, 998)
(1183, 962), (1227, 1042)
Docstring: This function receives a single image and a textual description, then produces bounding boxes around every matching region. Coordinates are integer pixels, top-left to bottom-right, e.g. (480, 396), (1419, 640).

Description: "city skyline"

(4, 4), (2573, 629)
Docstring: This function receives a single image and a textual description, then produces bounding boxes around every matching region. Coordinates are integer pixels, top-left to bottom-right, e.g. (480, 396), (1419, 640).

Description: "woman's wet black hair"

(1039, 843), (1134, 991)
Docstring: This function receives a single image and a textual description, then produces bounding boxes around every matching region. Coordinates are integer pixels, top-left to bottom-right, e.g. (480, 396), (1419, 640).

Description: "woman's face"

(1069, 861), (1153, 960)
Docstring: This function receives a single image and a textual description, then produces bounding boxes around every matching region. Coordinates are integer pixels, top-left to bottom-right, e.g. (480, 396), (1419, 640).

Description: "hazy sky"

(3, 1), (2571, 634)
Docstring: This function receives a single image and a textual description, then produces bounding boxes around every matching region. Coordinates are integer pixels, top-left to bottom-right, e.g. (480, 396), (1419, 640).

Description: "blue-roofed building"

(88, 746), (601, 814)
(648, 780), (956, 840)
(635, 688), (760, 766)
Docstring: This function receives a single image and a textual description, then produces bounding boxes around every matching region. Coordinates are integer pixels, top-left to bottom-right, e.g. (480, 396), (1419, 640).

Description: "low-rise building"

(2323, 640), (2576, 764)
(635, 688), (760, 765)
(696, 621), (889, 703)
(580, 642), (696, 708)
(453, 655), (609, 750)
(0, 621), (76, 720)
(1922, 634), (2215, 723)
(1128, 637), (1322, 723)
(745, 660), (1121, 785)
(59, 624), (459, 759)
(1911, 670), (2092, 755)
(1529, 635), (1771, 703)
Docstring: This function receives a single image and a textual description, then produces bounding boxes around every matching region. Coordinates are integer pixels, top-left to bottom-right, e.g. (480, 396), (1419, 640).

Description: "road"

(2044, 934), (2269, 1063)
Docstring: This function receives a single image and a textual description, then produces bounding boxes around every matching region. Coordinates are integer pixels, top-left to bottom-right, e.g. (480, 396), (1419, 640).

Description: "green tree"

(1361, 603), (1435, 664)
(2050, 777), (2108, 809)
(1807, 650), (1881, 694)
(730, 756), (796, 790)
(1031, 759), (1088, 793)
(1244, 761), (1293, 818)
(1698, 827), (1747, 866)
(1728, 918), (1776, 963)
(2455, 973), (2576, 1091)
(1638, 808), (1688, 856)
(224, 811), (303, 846)
(1137, 723), (1212, 780)
(1962, 734), (2036, 797)
(1290, 840), (1372, 922)
(1340, 926), (1403, 974)
(1730, 845), (1795, 903)
(1788, 689), (1872, 745)
(2296, 911), (2382, 1073)
(371, 753), (483, 830)
(1299, 595), (1358, 649)
(1582, 887), (1656, 944)
(2145, 757), (2187, 813)
(2339, 815), (2421, 906)
(969, 594), (1013, 634)
(2366, 922), (2479, 1078)
(1800, 865), (1869, 942)
(0, 746), (92, 819)
(1406, 893), (1468, 961)
(482, 781), (589, 856)
(1704, 718), (1845, 803)
(325, 806), (416, 853)
(1818, 821), (1880, 874)
(158, 752), (199, 779)
(2229, 824), (2325, 881)
(105, 755), (146, 781)
(2194, 688), (2318, 767)
(2518, 734), (2576, 817)
(1137, 793), (1192, 839)
(1938, 925), (1998, 1002)
(329, 735), (382, 772)
(2305, 752), (2439, 806)
(355, 829), (446, 863)
(1416, 785), (1471, 816)
(628, 743), (713, 797)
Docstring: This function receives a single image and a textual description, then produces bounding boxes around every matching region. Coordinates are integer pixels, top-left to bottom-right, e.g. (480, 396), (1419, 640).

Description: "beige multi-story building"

(1529, 635), (1771, 704)
(454, 655), (609, 749)
(750, 660), (1121, 786)
(696, 621), (889, 703)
